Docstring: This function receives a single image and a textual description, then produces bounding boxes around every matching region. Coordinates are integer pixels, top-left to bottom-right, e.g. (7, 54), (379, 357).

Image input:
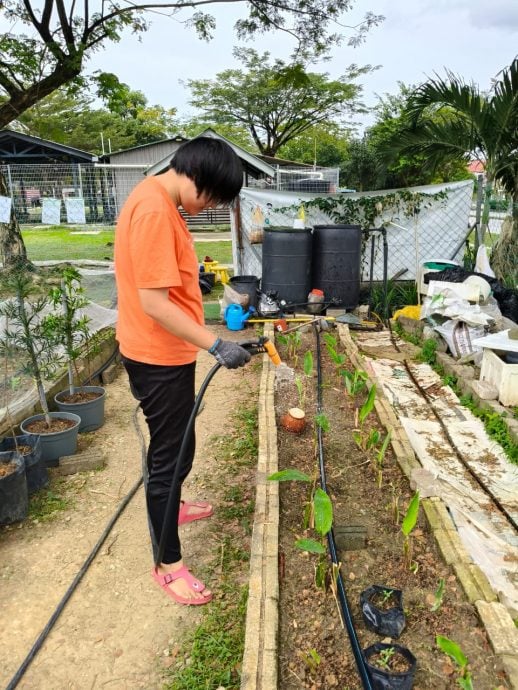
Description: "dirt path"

(0, 325), (257, 690)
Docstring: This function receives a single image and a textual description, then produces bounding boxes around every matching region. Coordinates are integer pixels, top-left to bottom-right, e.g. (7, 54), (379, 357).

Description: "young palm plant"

(383, 57), (518, 281)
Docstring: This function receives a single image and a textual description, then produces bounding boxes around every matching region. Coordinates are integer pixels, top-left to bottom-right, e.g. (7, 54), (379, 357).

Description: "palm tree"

(384, 58), (518, 282)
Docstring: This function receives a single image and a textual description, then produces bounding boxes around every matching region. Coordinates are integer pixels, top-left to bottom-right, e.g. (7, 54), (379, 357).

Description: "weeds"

(460, 395), (518, 465)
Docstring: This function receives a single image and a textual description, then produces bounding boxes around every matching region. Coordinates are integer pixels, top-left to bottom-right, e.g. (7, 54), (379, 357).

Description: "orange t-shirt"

(114, 176), (203, 365)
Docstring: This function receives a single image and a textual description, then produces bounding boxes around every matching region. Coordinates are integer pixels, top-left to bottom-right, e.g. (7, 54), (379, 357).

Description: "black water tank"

(261, 227), (312, 305)
(312, 224), (362, 308)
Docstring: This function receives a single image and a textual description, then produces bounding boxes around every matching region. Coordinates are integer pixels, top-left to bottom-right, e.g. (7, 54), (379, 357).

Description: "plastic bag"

(0, 451), (28, 524)
(360, 585), (406, 638)
(220, 284), (248, 317)
(434, 320), (486, 359)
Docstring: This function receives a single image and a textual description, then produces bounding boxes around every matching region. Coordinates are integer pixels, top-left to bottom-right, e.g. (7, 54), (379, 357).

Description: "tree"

(340, 137), (382, 191)
(367, 83), (470, 189)
(187, 48), (375, 156)
(384, 60), (518, 281)
(276, 122), (350, 168)
(0, 0), (382, 267)
(17, 84), (178, 154)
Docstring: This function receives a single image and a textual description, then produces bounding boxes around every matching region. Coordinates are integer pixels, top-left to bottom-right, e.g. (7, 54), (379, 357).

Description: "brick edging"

(337, 323), (518, 689)
(241, 324), (279, 690)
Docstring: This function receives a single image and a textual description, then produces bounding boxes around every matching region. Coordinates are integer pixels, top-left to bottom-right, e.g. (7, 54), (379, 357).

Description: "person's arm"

(138, 287), (215, 350)
(138, 287), (251, 368)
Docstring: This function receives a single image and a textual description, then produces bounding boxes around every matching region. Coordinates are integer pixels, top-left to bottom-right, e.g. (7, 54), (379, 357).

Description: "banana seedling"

(436, 636), (473, 690)
(401, 491), (420, 571)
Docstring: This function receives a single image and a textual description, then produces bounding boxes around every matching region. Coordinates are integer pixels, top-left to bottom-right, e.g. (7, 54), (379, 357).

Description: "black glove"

(209, 338), (251, 369)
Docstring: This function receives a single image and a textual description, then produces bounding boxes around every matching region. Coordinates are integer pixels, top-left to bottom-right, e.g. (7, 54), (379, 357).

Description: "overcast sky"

(52, 1), (518, 129)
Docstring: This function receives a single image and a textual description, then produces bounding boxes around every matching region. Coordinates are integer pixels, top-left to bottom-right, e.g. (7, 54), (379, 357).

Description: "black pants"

(122, 356), (196, 564)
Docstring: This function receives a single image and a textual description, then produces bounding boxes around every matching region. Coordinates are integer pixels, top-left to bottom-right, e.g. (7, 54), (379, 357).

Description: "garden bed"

(274, 328), (510, 689)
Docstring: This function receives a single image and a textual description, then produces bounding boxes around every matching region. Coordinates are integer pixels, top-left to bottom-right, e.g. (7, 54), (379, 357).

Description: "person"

(114, 137), (251, 606)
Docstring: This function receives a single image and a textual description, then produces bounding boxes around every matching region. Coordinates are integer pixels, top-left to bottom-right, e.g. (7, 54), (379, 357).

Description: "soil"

(366, 645), (414, 674)
(23, 416), (78, 433)
(57, 390), (103, 404)
(275, 330), (510, 690)
(0, 324), (259, 689)
(0, 460), (17, 477)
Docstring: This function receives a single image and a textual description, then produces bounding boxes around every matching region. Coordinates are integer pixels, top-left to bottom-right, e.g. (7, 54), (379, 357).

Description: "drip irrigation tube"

(313, 325), (373, 690)
(5, 404), (145, 690)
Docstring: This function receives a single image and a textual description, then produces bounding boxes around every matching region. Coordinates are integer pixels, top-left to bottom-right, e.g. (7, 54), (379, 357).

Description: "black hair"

(170, 137), (243, 204)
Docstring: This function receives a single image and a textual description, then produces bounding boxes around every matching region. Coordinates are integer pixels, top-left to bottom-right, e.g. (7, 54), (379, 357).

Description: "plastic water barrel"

(312, 224), (362, 308)
(229, 275), (259, 309)
(261, 227), (312, 306)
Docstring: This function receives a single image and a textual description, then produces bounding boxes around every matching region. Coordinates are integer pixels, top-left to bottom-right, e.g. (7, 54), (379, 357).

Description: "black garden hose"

(313, 324), (373, 690)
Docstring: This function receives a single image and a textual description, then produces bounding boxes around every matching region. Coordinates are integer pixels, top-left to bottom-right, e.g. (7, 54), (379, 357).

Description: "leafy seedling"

(401, 490), (420, 571)
(377, 646), (396, 670)
(436, 635), (473, 690)
(430, 578), (445, 612)
(376, 430), (392, 487)
(303, 349), (313, 377)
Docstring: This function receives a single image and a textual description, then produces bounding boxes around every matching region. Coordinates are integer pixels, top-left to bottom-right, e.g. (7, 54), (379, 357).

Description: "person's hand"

(209, 338), (251, 369)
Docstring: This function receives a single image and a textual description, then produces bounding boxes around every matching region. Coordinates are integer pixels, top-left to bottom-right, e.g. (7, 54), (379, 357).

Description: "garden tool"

(280, 316), (332, 335)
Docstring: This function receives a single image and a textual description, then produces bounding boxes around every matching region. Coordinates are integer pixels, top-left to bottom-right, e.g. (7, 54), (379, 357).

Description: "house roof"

(468, 160), (485, 174)
(99, 135), (188, 160)
(0, 129), (95, 163)
(145, 128), (276, 178)
(257, 153), (314, 168)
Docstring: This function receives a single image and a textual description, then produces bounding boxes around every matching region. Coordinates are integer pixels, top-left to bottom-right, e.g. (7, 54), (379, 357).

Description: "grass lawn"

(21, 226), (232, 264)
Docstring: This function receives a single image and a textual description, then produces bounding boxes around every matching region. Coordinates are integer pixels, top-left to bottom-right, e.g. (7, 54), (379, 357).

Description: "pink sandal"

(152, 566), (213, 605)
(178, 500), (214, 526)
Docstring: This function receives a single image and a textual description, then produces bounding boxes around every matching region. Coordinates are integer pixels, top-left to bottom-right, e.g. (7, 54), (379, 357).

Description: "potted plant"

(360, 584), (406, 638)
(1, 330), (48, 494)
(0, 450), (28, 524)
(49, 266), (106, 432)
(363, 642), (417, 690)
(0, 269), (81, 466)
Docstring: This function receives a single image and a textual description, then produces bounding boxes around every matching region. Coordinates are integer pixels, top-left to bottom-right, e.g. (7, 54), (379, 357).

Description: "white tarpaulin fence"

(233, 180), (474, 282)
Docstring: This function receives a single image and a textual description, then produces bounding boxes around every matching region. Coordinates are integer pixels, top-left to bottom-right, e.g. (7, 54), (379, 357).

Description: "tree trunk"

(0, 171), (31, 269)
(490, 194), (518, 284)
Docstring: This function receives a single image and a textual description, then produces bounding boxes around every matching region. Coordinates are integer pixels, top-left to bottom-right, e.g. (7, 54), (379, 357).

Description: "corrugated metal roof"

(145, 128), (276, 178)
(0, 129), (95, 162)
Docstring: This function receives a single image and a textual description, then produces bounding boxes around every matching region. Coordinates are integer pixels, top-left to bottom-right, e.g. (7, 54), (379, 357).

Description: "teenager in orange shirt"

(115, 138), (250, 605)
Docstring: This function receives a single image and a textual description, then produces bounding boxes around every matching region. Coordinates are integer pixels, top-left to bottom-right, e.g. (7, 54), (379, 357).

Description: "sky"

(85, 0), (518, 131)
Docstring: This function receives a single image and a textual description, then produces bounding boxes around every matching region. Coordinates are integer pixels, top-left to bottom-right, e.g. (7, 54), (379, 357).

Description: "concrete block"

(434, 528), (472, 565)
(471, 380), (499, 400)
(475, 601), (518, 655)
(52, 451), (106, 476)
(101, 363), (119, 385)
(501, 655), (518, 690)
(453, 562), (498, 603)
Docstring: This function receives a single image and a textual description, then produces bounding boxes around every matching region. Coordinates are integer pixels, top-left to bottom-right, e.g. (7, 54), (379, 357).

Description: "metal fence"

(0, 163), (232, 227)
(234, 181), (476, 282)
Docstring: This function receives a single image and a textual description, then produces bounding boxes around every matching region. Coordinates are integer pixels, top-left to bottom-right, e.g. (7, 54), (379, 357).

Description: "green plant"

(268, 469), (333, 576)
(277, 330), (302, 364)
(300, 648), (321, 672)
(303, 349), (314, 377)
(460, 395), (518, 465)
(315, 413), (330, 433)
(419, 338), (438, 365)
(295, 376), (305, 409)
(376, 646), (396, 670)
(436, 635), (474, 690)
(375, 430), (392, 487)
(430, 578), (445, 612)
(47, 265), (93, 395)
(0, 269), (64, 426)
(341, 368), (368, 397)
(401, 490), (420, 571)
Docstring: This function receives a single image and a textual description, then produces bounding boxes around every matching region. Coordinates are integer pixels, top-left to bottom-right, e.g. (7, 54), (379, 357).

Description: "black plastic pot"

(0, 434), (47, 494)
(360, 585), (406, 638)
(364, 643), (416, 690)
(0, 450), (28, 524)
